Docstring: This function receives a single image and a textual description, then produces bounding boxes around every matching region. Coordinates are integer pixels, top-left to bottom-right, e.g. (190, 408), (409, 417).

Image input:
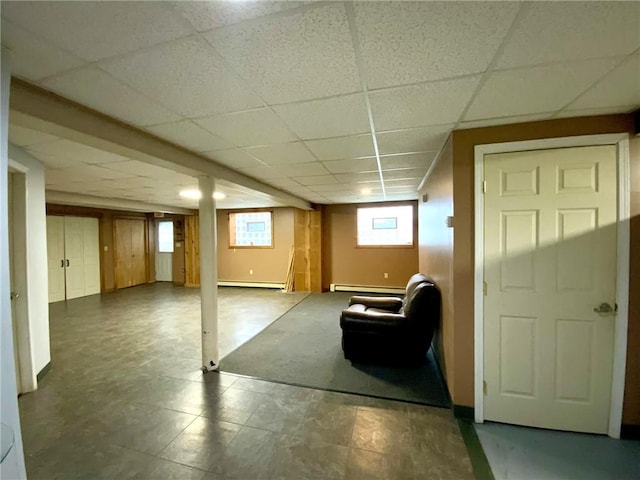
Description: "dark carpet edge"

(458, 419), (495, 480)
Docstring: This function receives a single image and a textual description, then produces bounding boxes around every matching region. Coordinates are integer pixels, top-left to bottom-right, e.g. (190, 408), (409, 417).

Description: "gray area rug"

(221, 292), (450, 407)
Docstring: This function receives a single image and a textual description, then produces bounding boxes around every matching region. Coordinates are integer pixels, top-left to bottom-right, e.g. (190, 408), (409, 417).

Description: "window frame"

(355, 203), (415, 249)
(228, 209), (274, 249)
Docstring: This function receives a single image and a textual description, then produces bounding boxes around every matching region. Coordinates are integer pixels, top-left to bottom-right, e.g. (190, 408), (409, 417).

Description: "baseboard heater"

(329, 284), (405, 294)
(218, 281), (285, 289)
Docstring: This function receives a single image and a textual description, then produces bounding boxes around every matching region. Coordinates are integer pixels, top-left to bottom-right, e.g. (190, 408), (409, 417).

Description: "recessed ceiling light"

(179, 189), (226, 200)
(361, 188), (372, 195)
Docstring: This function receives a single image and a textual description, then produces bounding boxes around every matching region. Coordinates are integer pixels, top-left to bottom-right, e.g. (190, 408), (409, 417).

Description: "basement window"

(158, 221), (174, 253)
(229, 211), (273, 248)
(357, 205), (413, 247)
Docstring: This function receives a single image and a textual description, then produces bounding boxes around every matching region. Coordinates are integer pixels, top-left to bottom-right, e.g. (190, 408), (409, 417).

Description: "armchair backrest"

(402, 274), (440, 327)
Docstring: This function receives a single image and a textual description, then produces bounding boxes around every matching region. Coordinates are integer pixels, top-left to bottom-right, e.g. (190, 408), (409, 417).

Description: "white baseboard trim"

(218, 281), (285, 289)
(329, 284), (405, 294)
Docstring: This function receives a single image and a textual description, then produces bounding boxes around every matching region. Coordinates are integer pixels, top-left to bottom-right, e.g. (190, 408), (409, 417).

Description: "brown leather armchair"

(339, 273), (440, 365)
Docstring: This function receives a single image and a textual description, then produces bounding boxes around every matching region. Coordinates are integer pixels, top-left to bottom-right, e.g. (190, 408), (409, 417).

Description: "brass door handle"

(594, 302), (616, 314)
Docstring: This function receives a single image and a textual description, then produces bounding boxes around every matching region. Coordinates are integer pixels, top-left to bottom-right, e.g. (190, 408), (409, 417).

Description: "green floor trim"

(458, 419), (495, 480)
(36, 361), (52, 382)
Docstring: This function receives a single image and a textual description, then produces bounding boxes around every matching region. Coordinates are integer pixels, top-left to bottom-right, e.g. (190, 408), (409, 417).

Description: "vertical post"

(198, 175), (219, 371)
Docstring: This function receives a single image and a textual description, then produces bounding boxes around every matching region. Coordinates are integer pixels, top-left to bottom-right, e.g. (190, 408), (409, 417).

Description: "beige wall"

(216, 207), (294, 283)
(425, 114), (638, 427)
(322, 202), (419, 289)
(418, 136), (454, 386)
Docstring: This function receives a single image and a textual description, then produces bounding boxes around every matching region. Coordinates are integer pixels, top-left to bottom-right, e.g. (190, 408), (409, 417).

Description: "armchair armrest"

(348, 296), (403, 312)
(340, 307), (406, 331)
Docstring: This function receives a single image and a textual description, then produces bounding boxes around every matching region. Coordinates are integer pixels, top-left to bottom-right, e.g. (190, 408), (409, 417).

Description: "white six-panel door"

(483, 145), (617, 434)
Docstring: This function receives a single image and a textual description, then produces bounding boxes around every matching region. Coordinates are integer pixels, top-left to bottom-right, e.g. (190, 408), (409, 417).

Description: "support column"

(198, 175), (219, 371)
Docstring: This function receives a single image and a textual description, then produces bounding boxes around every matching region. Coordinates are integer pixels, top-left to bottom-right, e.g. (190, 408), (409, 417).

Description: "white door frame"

(473, 133), (630, 439)
(8, 160), (36, 393)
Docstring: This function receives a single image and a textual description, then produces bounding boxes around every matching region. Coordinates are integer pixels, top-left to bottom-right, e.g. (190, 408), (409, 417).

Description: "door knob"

(594, 302), (616, 314)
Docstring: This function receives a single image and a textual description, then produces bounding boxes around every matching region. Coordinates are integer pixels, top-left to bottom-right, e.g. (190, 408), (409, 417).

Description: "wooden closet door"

(114, 219), (132, 288)
(130, 219), (147, 286)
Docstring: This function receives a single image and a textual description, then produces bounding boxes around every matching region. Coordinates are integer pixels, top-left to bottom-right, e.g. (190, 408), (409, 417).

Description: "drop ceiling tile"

(242, 142), (316, 165)
(195, 108), (296, 147)
(103, 160), (180, 178)
(497, 2), (640, 69)
(465, 58), (621, 120)
(353, 1), (519, 89)
(273, 94), (370, 140)
(146, 120), (234, 152)
(304, 134), (374, 161)
(307, 183), (353, 193)
(322, 157), (378, 174)
(277, 162), (329, 177)
(569, 54), (640, 111)
(458, 113), (554, 130)
(46, 167), (101, 184)
(380, 152), (438, 171)
(376, 125), (453, 155)
(171, 1), (305, 31)
(383, 168), (427, 181)
(206, 3), (360, 104)
(26, 139), (129, 165)
(333, 171), (381, 184)
(265, 177), (303, 188)
(42, 67), (182, 127)
(553, 106), (639, 119)
(204, 149), (264, 170)
(370, 76), (482, 131)
(238, 165), (286, 179)
(1, 1), (193, 62)
(1, 20), (85, 81)
(72, 165), (137, 180)
(102, 36), (264, 118)
(292, 175), (337, 186)
(8, 125), (59, 147)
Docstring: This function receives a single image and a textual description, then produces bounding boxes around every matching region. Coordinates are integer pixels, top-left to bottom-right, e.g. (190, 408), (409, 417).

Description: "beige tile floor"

(19, 284), (474, 480)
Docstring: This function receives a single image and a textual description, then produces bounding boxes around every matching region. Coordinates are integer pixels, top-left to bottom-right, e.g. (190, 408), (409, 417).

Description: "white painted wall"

(0, 49), (27, 479)
(9, 145), (51, 376)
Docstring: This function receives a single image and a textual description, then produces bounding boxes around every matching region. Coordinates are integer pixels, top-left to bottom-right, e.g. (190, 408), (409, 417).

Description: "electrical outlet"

(249, 269), (253, 275)
(384, 273), (388, 279)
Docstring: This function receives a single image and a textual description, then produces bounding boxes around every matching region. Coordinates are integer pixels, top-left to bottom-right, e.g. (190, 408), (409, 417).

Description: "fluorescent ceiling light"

(179, 189), (226, 200)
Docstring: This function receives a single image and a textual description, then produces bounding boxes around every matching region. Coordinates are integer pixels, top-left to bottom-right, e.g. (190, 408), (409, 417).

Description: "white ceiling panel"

(376, 125), (452, 156)
(307, 183), (353, 193)
(242, 142), (317, 165)
(553, 106), (639, 120)
(46, 167), (102, 184)
(273, 93), (370, 140)
(465, 58), (622, 121)
(203, 149), (265, 170)
(458, 113), (554, 130)
(102, 37), (264, 118)
(274, 162), (329, 177)
(353, 1), (519, 89)
(305, 134), (374, 161)
(25, 149), (86, 169)
(1, 1), (193, 62)
(333, 171), (381, 184)
(42, 67), (182, 127)
(195, 108), (296, 147)
(72, 165), (137, 181)
(1, 20), (85, 81)
(568, 54), (640, 111)
(102, 160), (184, 179)
(8, 125), (58, 147)
(370, 75), (482, 131)
(322, 157), (378, 174)
(497, 2), (640, 69)
(264, 177), (303, 188)
(238, 165), (287, 179)
(206, 3), (360, 104)
(383, 168), (427, 181)
(146, 120), (234, 152)
(292, 175), (338, 186)
(26, 139), (129, 165)
(171, 1), (305, 31)
(379, 152), (437, 171)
